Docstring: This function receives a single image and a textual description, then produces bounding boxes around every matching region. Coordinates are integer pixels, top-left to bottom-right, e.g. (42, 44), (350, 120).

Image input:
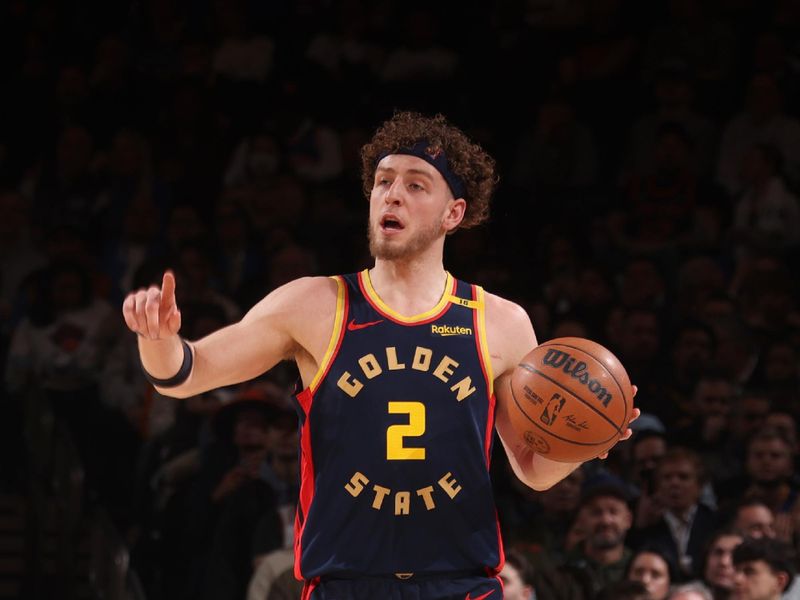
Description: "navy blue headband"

(377, 140), (466, 199)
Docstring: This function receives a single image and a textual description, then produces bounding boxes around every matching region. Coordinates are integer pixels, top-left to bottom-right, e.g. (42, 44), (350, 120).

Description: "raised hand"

(122, 271), (182, 340)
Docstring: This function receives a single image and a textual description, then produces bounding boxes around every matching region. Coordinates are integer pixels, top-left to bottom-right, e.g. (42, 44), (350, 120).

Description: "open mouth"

(380, 214), (405, 232)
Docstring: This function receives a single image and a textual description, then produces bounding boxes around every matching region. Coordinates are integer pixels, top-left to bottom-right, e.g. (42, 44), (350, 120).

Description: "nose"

(383, 179), (404, 205)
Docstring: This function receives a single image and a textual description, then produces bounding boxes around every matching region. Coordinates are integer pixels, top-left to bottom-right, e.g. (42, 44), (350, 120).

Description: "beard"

(588, 529), (624, 551)
(368, 217), (443, 260)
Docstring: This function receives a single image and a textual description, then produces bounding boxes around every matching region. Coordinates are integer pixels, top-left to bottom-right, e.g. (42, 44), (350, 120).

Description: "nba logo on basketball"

(540, 393), (565, 426)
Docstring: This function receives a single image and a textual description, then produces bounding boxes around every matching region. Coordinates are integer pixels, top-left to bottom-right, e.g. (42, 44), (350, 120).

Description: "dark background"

(0, 0), (799, 599)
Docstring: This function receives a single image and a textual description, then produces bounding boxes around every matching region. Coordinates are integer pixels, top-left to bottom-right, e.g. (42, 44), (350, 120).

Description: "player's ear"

(443, 198), (466, 232)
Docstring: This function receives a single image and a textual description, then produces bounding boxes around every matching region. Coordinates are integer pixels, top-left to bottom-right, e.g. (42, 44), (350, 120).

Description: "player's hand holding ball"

(508, 337), (637, 462)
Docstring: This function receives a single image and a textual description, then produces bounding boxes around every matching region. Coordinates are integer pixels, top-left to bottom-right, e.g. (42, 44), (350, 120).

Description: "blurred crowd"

(1, 0), (799, 599)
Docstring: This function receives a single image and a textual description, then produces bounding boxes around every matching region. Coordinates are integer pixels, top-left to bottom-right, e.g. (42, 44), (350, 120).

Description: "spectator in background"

(510, 90), (597, 205)
(717, 427), (799, 528)
(165, 203), (208, 256)
(615, 307), (664, 415)
(617, 256), (668, 312)
(706, 313), (760, 386)
(629, 429), (668, 497)
(173, 241), (241, 323)
(162, 383), (289, 600)
(731, 537), (796, 600)
(660, 319), (717, 428)
(560, 481), (634, 598)
(670, 372), (737, 481)
(201, 385), (299, 600)
(730, 143), (800, 261)
(212, 193), (266, 307)
(101, 195), (164, 303)
(630, 447), (719, 581)
(93, 128), (160, 243)
(88, 34), (143, 139)
(5, 259), (133, 508)
(570, 263), (617, 341)
(764, 410), (799, 456)
(675, 255), (728, 322)
(749, 339), (800, 398)
(507, 467), (585, 566)
(734, 259), (800, 345)
(500, 548), (536, 600)
(717, 73), (800, 197)
(380, 7), (459, 85)
(0, 190), (46, 333)
(623, 58), (716, 180)
(223, 128), (282, 188)
(728, 498), (800, 598)
(627, 546), (678, 600)
(304, 0), (384, 82)
(641, 0), (738, 110)
(31, 124), (100, 233)
(695, 528), (744, 600)
(613, 122), (704, 255)
(210, 1), (275, 85)
(732, 498), (779, 541)
(670, 583), (714, 600)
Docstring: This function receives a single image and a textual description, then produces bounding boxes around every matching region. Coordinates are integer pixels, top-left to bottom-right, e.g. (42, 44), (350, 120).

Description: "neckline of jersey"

(358, 269), (456, 324)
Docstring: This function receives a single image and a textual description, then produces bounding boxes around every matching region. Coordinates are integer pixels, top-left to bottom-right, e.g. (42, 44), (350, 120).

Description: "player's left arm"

(485, 293), (638, 491)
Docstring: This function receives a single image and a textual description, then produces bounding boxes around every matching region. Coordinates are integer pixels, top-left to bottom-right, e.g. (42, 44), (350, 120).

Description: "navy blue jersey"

(294, 270), (503, 581)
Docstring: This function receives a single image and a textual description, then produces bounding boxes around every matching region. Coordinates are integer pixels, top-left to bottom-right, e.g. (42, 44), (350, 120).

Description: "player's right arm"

(122, 271), (335, 398)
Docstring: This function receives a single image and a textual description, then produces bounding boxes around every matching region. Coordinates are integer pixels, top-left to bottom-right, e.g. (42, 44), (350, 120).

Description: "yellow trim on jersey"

(361, 269), (454, 323)
(475, 286), (494, 396)
(309, 275), (346, 393)
(445, 295), (482, 310)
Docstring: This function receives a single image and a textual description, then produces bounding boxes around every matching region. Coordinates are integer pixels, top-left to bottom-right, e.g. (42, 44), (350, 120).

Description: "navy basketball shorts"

(302, 573), (503, 600)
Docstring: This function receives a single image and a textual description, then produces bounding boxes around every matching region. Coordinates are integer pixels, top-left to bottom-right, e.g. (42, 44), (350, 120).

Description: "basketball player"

(123, 111), (638, 599)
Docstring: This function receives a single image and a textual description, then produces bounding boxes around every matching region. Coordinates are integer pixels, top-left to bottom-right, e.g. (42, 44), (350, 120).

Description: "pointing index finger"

(161, 270), (177, 307)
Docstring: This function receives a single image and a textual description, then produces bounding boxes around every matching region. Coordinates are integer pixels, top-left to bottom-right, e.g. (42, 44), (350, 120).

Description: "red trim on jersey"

(491, 513), (506, 575)
(301, 577), (319, 600)
(484, 394), (496, 467)
(294, 388), (316, 581)
(294, 286), (350, 580)
(357, 271), (456, 325)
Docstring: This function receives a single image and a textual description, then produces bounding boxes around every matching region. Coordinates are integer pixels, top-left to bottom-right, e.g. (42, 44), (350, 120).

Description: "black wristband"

(141, 338), (194, 388)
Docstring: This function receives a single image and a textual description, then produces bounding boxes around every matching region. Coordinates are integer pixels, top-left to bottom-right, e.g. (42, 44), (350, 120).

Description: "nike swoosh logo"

(465, 591), (494, 600)
(347, 318), (384, 331)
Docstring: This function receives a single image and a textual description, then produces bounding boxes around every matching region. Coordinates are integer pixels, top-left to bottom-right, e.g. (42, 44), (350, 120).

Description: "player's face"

(731, 560), (786, 600)
(368, 154), (459, 260)
(705, 534), (743, 589)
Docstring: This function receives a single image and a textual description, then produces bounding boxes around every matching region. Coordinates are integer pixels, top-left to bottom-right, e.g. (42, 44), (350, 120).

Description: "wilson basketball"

(508, 337), (633, 463)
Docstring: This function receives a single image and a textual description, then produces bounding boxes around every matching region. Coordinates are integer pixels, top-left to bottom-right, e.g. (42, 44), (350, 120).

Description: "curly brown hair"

(360, 111), (497, 229)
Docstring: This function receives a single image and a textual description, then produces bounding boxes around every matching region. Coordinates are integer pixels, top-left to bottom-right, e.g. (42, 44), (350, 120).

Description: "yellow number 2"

(387, 401), (426, 460)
